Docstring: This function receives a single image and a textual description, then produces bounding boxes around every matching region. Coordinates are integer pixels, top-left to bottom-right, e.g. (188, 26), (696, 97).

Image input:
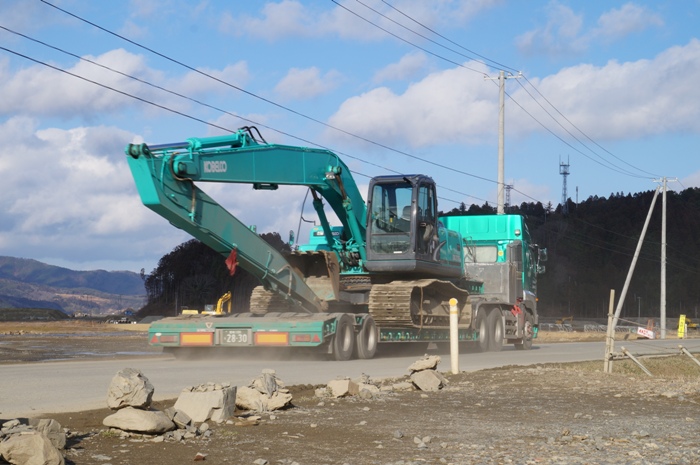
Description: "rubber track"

(249, 286), (292, 314)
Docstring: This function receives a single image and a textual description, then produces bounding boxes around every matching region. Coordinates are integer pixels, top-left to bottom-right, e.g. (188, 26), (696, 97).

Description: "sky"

(0, 0), (699, 274)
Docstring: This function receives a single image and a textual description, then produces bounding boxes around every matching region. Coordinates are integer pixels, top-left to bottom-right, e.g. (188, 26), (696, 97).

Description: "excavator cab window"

(369, 181), (412, 254)
(366, 176), (440, 262)
(416, 183), (438, 259)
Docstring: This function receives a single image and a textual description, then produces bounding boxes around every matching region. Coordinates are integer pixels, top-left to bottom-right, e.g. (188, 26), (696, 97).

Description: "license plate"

(219, 329), (252, 346)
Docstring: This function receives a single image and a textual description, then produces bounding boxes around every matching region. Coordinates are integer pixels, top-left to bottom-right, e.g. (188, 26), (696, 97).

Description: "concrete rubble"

(102, 368), (176, 434)
(106, 367), (154, 410)
(174, 382), (237, 422)
(0, 418), (67, 465)
(408, 355), (448, 391)
(103, 407), (175, 434)
(0, 355), (454, 464)
(236, 369), (293, 412)
(316, 373), (383, 399)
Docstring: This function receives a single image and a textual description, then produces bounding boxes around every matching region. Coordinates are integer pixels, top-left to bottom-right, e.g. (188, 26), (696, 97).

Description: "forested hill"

(0, 256), (145, 315)
(443, 187), (700, 319)
(0, 256), (143, 295)
(140, 188), (700, 321)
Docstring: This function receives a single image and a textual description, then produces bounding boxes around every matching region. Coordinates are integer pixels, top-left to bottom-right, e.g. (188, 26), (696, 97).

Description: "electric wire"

(341, 0), (659, 182)
(330, 0), (485, 75)
(519, 75), (660, 178)
(379, 0), (518, 74)
(513, 78), (650, 178)
(25, 3), (686, 220)
(37, 0), (497, 193)
(0, 34), (488, 206)
(38, 0), (662, 210)
(352, 0), (507, 73)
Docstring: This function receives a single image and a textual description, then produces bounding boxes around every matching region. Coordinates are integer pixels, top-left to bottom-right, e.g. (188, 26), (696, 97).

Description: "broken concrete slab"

(28, 418), (66, 450)
(163, 407), (192, 429)
(410, 369), (446, 391)
(107, 368), (154, 410)
(0, 431), (65, 465)
(327, 378), (360, 398)
(236, 385), (292, 412)
(174, 384), (237, 422)
(102, 407), (176, 434)
(407, 355), (441, 373)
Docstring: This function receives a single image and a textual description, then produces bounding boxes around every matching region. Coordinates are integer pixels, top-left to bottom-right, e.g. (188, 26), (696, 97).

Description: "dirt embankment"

(2, 320), (700, 465)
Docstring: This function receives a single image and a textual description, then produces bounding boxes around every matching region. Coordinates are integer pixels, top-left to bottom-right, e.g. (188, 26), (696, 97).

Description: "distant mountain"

(0, 256), (145, 315)
(0, 256), (143, 295)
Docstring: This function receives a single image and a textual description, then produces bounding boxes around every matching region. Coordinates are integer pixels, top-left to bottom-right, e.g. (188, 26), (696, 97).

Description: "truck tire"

(331, 314), (355, 361)
(355, 315), (378, 359)
(475, 310), (490, 352)
(488, 310), (504, 352)
(514, 312), (534, 350)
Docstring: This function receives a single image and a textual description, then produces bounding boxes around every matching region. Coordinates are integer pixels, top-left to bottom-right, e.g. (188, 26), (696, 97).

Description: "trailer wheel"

(514, 312), (534, 350)
(488, 310), (504, 352)
(475, 310), (490, 352)
(331, 315), (355, 361)
(355, 316), (378, 359)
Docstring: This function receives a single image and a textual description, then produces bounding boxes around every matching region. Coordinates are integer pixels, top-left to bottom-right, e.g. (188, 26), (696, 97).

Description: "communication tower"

(560, 157), (570, 214)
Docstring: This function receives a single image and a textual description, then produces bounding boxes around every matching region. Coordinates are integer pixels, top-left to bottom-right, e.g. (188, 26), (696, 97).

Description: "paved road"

(0, 339), (689, 419)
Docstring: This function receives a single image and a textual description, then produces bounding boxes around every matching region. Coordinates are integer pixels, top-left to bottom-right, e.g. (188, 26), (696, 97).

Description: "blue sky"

(1, 0), (699, 274)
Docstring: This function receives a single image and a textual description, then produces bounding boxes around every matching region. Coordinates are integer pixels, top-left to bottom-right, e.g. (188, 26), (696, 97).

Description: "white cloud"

(373, 52), (428, 83)
(327, 40), (700, 148)
(516, 2), (664, 56)
(0, 49), (160, 118)
(508, 179), (552, 208)
(515, 2), (586, 56)
(327, 61), (495, 147)
(0, 118), (177, 271)
(221, 0), (500, 41)
(220, 0), (317, 40)
(0, 49), (248, 120)
(511, 39), (700, 140)
(274, 67), (342, 101)
(593, 3), (663, 40)
(173, 62), (250, 96)
(681, 171), (700, 189)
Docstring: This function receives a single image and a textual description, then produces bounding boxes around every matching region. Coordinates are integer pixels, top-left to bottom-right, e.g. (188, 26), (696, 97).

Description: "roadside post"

(604, 289), (615, 373)
(449, 298), (459, 374)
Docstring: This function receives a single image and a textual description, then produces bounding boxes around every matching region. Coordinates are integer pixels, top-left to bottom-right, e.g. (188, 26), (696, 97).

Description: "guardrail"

(539, 323), (637, 333)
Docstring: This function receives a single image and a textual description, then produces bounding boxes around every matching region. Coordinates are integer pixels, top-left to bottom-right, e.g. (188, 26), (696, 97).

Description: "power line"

(339, 0), (659, 182)
(379, 0), (518, 74)
(37, 0), (499, 195)
(0, 33), (490, 206)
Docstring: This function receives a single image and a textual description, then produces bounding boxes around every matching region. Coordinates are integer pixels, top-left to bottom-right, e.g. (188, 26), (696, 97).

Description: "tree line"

(139, 187), (700, 321)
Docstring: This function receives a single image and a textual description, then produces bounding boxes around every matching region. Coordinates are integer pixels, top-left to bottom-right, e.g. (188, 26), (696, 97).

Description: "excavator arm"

(126, 127), (368, 313)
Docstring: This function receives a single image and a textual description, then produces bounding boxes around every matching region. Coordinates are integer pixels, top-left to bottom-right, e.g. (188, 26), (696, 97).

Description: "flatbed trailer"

(128, 129), (546, 360)
(148, 311), (483, 357)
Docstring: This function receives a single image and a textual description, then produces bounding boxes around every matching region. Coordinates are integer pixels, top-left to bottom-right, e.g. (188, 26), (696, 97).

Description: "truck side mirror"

(288, 230), (295, 247)
(538, 248), (548, 262)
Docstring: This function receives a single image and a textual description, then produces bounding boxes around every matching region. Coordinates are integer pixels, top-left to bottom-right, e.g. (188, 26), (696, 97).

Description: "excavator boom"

(126, 128), (368, 313)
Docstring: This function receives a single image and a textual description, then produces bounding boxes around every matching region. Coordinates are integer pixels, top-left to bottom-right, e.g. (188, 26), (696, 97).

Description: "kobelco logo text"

(203, 160), (227, 173)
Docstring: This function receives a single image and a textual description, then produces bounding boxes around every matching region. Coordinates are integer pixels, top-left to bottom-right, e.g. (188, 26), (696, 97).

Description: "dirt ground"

(2, 321), (700, 465)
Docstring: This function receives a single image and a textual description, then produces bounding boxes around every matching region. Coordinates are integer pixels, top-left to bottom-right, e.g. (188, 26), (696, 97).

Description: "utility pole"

(485, 70), (521, 214)
(653, 176), (677, 339)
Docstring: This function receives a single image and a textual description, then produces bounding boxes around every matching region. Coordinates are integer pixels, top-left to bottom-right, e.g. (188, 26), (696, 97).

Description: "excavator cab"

(365, 175), (461, 278)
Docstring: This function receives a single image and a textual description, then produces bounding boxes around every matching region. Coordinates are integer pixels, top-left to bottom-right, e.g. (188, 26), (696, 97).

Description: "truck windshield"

(465, 245), (498, 263)
(369, 181), (412, 254)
